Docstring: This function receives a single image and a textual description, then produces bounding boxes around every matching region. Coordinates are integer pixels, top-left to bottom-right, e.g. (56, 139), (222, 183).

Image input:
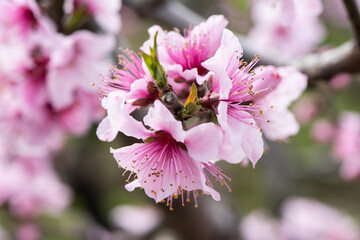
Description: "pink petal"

(106, 91), (150, 140)
(185, 123), (224, 163)
(96, 117), (118, 142)
(143, 100), (186, 142)
(190, 15), (229, 57)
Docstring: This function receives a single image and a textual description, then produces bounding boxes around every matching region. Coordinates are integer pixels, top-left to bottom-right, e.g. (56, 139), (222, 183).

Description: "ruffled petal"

(143, 100), (186, 142)
(106, 91), (150, 140)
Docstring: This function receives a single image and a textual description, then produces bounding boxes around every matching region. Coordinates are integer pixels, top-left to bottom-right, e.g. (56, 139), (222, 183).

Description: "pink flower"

(110, 205), (163, 236)
(249, 0), (325, 58)
(333, 112), (360, 180)
(98, 91), (225, 208)
(64, 0), (122, 33)
(143, 15), (228, 84)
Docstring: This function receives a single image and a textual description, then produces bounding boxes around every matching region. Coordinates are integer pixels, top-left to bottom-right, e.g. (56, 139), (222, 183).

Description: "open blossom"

(240, 197), (360, 240)
(202, 29), (306, 164)
(99, 91), (224, 208)
(97, 15), (306, 207)
(143, 15), (228, 84)
(249, 0), (324, 58)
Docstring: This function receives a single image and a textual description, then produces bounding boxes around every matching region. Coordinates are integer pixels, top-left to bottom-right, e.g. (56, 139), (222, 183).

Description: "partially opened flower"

(99, 91), (225, 208)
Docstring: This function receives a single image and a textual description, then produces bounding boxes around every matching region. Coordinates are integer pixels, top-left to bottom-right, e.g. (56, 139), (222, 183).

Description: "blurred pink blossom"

(333, 112), (360, 180)
(240, 210), (280, 240)
(110, 205), (163, 236)
(293, 95), (320, 125)
(16, 223), (41, 240)
(0, 159), (72, 218)
(249, 0), (325, 58)
(323, 0), (360, 28)
(281, 198), (360, 240)
(143, 15), (228, 84)
(47, 30), (115, 110)
(240, 197), (360, 240)
(311, 119), (336, 143)
(330, 73), (352, 90)
(0, 0), (55, 41)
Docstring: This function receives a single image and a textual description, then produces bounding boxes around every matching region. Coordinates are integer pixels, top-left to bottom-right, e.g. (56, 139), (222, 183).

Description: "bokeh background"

(1, 0), (360, 239)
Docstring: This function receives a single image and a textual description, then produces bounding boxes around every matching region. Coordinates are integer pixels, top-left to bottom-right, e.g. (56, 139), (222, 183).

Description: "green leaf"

(185, 83), (198, 106)
(142, 32), (167, 89)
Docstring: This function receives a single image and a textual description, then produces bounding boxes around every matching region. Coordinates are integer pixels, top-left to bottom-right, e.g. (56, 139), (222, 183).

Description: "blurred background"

(0, 0), (360, 239)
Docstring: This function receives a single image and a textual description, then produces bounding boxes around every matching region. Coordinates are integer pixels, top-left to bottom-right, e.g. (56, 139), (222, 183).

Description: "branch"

(342, 0), (360, 48)
(293, 41), (360, 85)
(125, 0), (360, 86)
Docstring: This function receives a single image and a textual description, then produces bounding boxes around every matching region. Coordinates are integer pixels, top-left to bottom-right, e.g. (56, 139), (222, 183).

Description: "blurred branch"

(125, 0), (360, 85)
(342, 0), (360, 48)
(293, 41), (360, 85)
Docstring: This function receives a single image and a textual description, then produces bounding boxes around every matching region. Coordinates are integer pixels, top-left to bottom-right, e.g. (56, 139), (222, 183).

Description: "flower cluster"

(0, 0), (119, 228)
(97, 15), (307, 208)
